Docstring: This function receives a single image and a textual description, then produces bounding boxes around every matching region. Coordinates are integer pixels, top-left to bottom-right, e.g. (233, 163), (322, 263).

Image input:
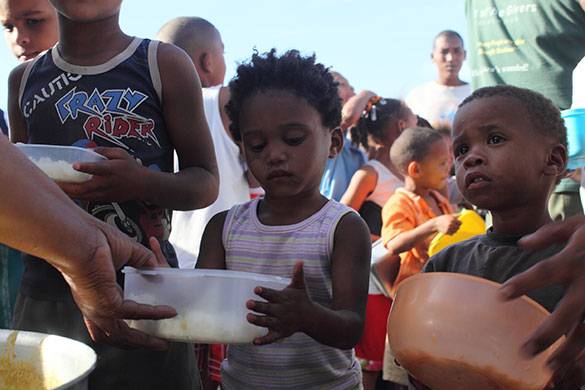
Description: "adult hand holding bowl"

(387, 273), (562, 390)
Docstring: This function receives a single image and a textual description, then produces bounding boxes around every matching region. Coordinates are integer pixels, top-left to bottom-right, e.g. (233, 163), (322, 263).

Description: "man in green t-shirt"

(466, 0), (585, 221)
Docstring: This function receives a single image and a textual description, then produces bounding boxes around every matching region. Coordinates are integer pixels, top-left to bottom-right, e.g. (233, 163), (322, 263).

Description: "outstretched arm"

(340, 90), (377, 131)
(247, 212), (371, 349)
(0, 136), (175, 349)
(500, 215), (585, 389)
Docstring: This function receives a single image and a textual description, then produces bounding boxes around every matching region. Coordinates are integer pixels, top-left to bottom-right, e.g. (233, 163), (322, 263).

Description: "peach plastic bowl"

(387, 273), (561, 390)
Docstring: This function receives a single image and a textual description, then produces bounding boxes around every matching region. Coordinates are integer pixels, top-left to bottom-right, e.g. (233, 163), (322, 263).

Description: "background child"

(339, 96), (416, 390)
(381, 126), (460, 294)
(380, 126), (461, 387)
(319, 71), (370, 201)
(195, 49), (372, 389)
(7, 1), (219, 389)
(0, 0), (58, 328)
(417, 85), (579, 389)
(341, 97), (417, 240)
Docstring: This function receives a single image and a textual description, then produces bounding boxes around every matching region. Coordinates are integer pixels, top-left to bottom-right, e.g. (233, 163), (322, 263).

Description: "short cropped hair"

(459, 85), (567, 150)
(225, 49), (342, 142)
(155, 17), (216, 51)
(390, 127), (444, 175)
(434, 30), (465, 48)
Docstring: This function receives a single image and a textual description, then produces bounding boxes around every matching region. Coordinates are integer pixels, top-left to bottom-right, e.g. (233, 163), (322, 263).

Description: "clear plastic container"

(123, 267), (291, 344)
(15, 144), (106, 183)
(388, 273), (561, 390)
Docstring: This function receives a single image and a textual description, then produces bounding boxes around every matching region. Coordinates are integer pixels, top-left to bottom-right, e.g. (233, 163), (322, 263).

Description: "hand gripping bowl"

(15, 144), (106, 183)
(387, 273), (562, 390)
(0, 329), (96, 390)
(123, 267), (291, 344)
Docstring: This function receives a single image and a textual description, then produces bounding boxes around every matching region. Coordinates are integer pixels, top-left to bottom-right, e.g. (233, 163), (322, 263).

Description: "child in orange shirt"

(380, 126), (461, 386)
(381, 126), (461, 294)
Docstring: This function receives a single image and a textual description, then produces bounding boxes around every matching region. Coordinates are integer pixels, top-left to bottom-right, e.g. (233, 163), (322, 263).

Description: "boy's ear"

(397, 119), (410, 133)
(543, 143), (568, 177)
(200, 52), (212, 74)
(407, 161), (420, 178)
(328, 127), (344, 159)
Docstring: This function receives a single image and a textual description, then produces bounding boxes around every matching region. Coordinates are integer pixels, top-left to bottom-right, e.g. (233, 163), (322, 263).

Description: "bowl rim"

(14, 143), (107, 161)
(122, 266), (292, 284)
(561, 107), (585, 117)
(0, 329), (97, 390)
(394, 272), (551, 317)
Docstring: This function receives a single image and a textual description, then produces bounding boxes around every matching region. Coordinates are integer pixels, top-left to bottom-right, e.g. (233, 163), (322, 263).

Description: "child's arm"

(385, 214), (461, 256)
(61, 43), (219, 211)
(247, 212), (371, 349)
(340, 90), (377, 131)
(6, 63), (29, 143)
(339, 165), (378, 211)
(195, 211), (228, 270)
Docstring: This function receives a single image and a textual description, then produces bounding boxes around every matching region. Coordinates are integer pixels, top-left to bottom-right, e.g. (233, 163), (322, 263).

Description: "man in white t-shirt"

(405, 30), (470, 130)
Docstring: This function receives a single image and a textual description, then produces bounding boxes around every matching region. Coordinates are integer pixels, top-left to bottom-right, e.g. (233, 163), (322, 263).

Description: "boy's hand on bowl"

(245, 261), (313, 345)
(58, 147), (144, 202)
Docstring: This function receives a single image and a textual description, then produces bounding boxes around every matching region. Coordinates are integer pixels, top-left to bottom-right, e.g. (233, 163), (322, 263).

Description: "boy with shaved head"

(156, 17), (250, 389)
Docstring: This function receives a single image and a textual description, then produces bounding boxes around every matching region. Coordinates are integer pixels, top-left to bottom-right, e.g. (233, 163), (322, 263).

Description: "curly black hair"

(349, 98), (411, 149)
(225, 49), (342, 142)
(459, 85), (567, 150)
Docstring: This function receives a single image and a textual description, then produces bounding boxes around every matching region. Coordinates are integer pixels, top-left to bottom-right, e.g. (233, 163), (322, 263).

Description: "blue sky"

(0, 1), (470, 111)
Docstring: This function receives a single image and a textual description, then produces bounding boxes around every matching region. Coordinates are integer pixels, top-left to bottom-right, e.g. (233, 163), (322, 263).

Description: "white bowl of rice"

(15, 144), (106, 183)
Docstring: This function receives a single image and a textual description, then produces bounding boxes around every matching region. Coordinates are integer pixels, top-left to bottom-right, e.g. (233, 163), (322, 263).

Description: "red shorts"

(355, 294), (392, 371)
(194, 343), (226, 383)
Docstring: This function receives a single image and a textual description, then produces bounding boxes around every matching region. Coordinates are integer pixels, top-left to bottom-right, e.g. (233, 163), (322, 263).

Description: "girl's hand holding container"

(246, 261), (313, 345)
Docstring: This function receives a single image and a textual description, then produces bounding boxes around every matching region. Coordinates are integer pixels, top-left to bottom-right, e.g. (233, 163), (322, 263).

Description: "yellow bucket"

(428, 210), (486, 257)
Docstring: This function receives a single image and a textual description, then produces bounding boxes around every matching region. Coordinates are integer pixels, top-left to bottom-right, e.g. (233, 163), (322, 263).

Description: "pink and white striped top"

(220, 198), (363, 389)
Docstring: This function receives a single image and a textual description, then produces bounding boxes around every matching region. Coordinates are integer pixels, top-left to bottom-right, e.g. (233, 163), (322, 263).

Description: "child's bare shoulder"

(153, 41), (203, 113)
(335, 210), (370, 247)
(155, 41), (198, 77)
(8, 61), (31, 92)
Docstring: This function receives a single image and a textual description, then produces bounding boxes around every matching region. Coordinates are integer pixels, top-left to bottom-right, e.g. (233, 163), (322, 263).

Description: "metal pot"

(0, 329), (96, 390)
